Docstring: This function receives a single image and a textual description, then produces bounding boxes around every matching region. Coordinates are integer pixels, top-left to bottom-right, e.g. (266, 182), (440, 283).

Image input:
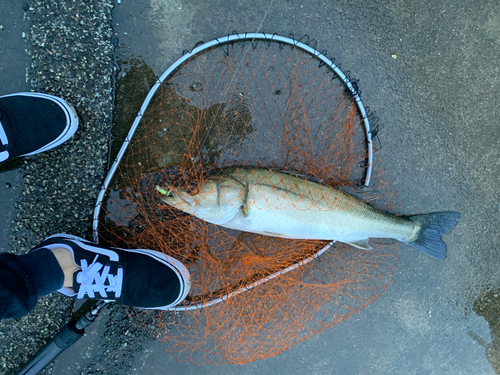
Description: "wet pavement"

(2, 0), (500, 374)
(0, 0), (30, 253)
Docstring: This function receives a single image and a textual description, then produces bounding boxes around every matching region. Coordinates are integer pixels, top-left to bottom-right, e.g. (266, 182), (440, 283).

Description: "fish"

(158, 168), (460, 259)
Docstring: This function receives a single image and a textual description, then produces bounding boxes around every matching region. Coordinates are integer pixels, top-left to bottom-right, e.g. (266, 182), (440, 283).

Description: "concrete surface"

(2, 0), (500, 374)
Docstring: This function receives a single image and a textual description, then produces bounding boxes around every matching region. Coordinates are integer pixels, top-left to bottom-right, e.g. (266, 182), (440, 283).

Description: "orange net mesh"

(99, 37), (398, 364)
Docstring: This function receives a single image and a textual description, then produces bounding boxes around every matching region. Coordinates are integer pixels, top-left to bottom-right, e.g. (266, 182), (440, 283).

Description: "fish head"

(158, 187), (198, 216)
(158, 179), (240, 224)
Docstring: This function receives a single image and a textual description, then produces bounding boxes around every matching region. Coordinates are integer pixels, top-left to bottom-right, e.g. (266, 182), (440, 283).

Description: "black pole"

(15, 300), (108, 375)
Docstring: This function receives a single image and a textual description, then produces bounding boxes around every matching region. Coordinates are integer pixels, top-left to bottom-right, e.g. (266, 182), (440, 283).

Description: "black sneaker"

(0, 92), (79, 162)
(31, 234), (191, 309)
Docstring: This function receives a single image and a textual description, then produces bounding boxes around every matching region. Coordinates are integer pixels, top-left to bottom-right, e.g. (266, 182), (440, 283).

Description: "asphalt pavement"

(1, 1), (500, 374)
(0, 0), (30, 253)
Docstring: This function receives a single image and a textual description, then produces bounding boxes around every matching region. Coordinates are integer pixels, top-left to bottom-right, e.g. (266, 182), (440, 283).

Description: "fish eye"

(186, 182), (200, 195)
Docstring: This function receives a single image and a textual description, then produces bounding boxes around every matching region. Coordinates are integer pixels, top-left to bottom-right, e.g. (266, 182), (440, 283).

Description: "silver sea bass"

(159, 169), (460, 259)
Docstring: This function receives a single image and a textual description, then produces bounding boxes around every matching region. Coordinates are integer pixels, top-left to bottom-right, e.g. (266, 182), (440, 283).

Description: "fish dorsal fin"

(345, 239), (372, 250)
(339, 185), (381, 202)
(273, 169), (323, 183)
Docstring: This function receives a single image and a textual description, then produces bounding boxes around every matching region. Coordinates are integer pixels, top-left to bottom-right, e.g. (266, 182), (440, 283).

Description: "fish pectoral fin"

(240, 180), (250, 218)
(240, 204), (250, 218)
(345, 239), (372, 250)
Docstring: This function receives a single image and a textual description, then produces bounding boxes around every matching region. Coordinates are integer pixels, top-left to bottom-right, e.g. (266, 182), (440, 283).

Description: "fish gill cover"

(97, 34), (399, 364)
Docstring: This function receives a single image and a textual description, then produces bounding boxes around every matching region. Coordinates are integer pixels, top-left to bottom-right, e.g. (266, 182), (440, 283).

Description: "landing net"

(93, 33), (398, 364)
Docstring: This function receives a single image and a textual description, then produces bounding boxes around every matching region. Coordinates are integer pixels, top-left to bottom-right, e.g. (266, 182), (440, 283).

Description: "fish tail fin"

(404, 211), (460, 260)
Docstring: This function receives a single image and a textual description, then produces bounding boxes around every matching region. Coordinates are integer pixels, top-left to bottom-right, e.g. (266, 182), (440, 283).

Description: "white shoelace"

(76, 255), (124, 299)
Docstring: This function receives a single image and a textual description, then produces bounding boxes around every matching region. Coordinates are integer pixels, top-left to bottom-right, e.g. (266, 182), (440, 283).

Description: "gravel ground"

(0, 1), (115, 373)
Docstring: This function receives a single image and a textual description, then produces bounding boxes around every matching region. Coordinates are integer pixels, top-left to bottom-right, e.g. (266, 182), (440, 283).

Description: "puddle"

(111, 57), (158, 164)
(470, 288), (500, 373)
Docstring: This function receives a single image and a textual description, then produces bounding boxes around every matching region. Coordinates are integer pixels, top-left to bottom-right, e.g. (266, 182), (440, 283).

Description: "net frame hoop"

(93, 33), (375, 310)
(164, 241), (334, 311)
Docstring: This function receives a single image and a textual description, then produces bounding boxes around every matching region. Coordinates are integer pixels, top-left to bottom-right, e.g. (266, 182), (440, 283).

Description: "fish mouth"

(155, 186), (172, 196)
(156, 185), (195, 206)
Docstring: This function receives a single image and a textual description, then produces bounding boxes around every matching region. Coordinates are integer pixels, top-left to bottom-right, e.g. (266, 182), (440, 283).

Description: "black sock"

(17, 247), (64, 297)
